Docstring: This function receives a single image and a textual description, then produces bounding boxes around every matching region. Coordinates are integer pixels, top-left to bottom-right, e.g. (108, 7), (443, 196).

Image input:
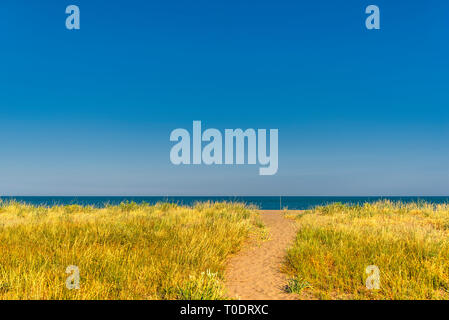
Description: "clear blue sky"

(0, 0), (448, 196)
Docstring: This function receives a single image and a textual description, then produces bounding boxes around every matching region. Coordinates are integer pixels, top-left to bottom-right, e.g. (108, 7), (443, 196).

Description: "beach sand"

(225, 210), (301, 300)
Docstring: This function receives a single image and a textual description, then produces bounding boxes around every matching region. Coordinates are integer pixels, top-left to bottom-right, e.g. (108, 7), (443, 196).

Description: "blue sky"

(0, 0), (448, 196)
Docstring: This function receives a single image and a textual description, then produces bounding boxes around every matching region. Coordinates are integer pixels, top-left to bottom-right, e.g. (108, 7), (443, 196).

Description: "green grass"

(285, 276), (311, 294)
(0, 200), (263, 300)
(285, 200), (449, 300)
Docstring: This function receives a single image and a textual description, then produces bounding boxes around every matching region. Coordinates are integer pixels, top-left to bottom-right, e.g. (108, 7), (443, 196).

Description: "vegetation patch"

(285, 276), (311, 294)
(285, 200), (449, 300)
(0, 200), (263, 300)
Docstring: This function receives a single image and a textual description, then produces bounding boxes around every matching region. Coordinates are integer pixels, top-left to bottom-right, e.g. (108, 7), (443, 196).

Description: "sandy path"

(225, 211), (300, 300)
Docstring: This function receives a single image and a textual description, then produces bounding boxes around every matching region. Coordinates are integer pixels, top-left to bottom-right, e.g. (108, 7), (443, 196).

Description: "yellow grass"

(0, 201), (263, 300)
(285, 200), (449, 300)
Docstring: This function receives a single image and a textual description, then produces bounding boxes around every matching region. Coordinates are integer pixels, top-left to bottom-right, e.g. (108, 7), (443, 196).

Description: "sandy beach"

(225, 211), (300, 300)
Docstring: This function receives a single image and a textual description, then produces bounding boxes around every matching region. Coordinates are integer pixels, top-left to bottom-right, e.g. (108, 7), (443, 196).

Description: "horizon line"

(2, 195), (449, 198)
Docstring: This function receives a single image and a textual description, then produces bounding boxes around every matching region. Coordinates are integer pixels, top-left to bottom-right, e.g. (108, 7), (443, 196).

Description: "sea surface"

(1, 196), (448, 210)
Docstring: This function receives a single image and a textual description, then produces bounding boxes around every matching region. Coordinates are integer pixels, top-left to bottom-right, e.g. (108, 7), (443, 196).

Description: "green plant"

(285, 276), (311, 294)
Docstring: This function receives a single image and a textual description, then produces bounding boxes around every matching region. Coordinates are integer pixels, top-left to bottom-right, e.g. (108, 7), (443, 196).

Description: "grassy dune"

(0, 201), (263, 300)
(285, 201), (449, 300)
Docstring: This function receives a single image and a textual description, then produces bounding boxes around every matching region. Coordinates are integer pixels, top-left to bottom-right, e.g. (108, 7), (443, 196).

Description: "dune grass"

(0, 200), (264, 300)
(285, 200), (449, 300)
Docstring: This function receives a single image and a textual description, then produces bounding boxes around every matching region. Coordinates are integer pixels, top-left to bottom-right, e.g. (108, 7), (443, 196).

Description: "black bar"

(2, 300), (449, 319)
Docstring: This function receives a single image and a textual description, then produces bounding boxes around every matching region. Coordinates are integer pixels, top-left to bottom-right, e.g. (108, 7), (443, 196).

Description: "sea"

(1, 196), (448, 210)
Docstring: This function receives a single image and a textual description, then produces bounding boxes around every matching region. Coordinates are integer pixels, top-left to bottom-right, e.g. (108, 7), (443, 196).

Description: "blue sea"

(1, 196), (448, 210)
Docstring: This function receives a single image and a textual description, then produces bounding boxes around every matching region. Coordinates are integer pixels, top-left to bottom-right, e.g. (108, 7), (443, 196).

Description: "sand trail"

(225, 211), (300, 300)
